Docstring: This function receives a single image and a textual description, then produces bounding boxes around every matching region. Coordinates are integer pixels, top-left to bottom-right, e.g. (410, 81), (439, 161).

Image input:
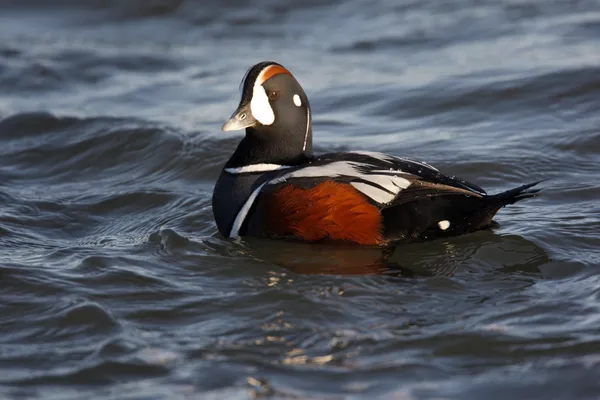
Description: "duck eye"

(267, 91), (280, 101)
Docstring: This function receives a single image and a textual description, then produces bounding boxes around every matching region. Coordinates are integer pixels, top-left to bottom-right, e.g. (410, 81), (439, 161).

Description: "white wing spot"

(438, 220), (450, 231)
(293, 94), (302, 107)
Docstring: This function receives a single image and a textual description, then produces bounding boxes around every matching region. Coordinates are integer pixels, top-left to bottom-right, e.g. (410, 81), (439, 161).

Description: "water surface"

(1, 0), (600, 398)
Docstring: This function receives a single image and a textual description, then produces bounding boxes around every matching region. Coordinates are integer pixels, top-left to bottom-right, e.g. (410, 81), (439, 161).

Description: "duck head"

(222, 61), (312, 167)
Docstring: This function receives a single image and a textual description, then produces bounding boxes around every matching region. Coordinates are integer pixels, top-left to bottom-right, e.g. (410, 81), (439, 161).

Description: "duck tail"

(486, 180), (545, 208)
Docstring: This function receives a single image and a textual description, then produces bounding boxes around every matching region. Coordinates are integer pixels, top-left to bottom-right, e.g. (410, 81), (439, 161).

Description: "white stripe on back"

(351, 182), (396, 204)
(360, 174), (411, 192)
(270, 161), (362, 183)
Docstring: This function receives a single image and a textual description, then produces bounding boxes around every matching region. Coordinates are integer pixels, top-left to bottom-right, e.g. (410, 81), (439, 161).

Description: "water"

(1, 0), (599, 398)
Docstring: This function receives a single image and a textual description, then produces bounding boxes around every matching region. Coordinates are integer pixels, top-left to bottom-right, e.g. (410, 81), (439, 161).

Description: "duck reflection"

(236, 230), (548, 277)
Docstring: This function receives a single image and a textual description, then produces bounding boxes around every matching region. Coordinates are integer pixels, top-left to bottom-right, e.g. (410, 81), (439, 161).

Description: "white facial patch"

(250, 84), (275, 125)
(438, 220), (450, 230)
(293, 94), (302, 107)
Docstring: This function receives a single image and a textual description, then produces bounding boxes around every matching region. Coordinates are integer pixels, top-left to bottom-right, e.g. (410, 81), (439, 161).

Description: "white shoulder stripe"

(269, 160), (412, 205)
(225, 164), (291, 174)
(229, 182), (268, 238)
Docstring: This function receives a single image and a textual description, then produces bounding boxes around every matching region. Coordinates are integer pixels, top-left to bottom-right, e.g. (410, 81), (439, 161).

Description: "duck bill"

(221, 103), (257, 132)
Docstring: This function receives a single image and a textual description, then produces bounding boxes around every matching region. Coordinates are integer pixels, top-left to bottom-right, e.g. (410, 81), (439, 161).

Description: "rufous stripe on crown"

(257, 65), (292, 85)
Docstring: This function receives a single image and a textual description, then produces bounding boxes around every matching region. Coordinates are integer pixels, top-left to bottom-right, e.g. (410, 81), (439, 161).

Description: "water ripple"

(0, 0), (599, 398)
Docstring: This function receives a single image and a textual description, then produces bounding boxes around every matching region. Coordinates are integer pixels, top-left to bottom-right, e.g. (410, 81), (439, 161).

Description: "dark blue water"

(1, 1), (600, 398)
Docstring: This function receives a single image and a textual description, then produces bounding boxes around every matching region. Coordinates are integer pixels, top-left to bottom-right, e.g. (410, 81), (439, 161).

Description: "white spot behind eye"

(293, 94), (302, 107)
(438, 220), (450, 230)
(250, 84), (275, 125)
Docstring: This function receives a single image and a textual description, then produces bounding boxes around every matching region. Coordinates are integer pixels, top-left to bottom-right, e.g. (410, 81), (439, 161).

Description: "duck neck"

(224, 126), (313, 168)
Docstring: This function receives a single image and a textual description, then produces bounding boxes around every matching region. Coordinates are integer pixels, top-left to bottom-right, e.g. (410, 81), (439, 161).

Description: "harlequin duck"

(212, 61), (541, 246)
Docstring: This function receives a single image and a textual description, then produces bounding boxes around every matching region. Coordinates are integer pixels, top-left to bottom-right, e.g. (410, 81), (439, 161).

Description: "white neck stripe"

(303, 106), (310, 152)
(225, 164), (291, 174)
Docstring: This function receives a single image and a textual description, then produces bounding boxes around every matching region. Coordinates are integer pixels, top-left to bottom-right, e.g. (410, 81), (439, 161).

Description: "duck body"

(213, 150), (540, 246)
(212, 61), (541, 247)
